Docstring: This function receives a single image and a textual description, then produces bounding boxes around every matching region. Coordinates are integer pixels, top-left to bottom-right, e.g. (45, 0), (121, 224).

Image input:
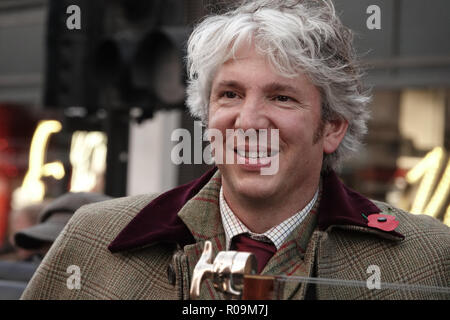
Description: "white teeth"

(236, 149), (246, 157)
(247, 151), (259, 158)
(235, 149), (278, 158)
(258, 151), (268, 158)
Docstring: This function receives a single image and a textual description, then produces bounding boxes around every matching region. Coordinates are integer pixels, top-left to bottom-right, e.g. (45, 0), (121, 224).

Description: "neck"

(222, 177), (320, 234)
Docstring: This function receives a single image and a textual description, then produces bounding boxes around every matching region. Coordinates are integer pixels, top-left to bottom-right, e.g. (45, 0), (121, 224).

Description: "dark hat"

(14, 192), (112, 250)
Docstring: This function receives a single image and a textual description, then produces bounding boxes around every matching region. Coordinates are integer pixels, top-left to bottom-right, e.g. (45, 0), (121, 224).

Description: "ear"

(322, 118), (349, 154)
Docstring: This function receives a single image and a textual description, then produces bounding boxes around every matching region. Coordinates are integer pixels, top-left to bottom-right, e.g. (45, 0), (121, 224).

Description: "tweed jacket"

(22, 168), (450, 300)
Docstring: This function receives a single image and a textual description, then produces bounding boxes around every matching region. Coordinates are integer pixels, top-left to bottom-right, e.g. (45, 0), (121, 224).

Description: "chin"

(222, 166), (281, 199)
(238, 185), (278, 199)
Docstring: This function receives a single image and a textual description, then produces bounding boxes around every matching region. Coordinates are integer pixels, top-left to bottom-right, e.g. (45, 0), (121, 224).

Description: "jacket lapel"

(317, 170), (404, 240)
(108, 167), (218, 252)
(175, 171), (227, 300)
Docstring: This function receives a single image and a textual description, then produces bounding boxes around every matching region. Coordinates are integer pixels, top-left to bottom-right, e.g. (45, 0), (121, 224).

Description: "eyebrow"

(262, 82), (299, 95)
(213, 80), (300, 96)
(214, 80), (243, 91)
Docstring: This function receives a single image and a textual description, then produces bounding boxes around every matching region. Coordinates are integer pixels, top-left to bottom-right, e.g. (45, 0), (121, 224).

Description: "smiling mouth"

(234, 147), (279, 159)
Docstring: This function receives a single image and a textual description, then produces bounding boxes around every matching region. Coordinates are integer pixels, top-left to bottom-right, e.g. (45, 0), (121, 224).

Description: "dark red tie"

(231, 234), (277, 273)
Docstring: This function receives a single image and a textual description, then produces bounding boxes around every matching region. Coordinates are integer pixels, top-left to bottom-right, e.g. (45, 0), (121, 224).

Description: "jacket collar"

(108, 167), (403, 253)
(108, 167), (217, 252)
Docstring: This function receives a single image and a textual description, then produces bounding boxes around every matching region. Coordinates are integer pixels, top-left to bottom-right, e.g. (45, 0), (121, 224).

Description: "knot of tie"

(231, 234), (277, 273)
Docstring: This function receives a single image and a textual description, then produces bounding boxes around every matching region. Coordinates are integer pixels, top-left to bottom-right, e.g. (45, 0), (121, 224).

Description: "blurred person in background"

(0, 202), (48, 262)
(0, 202), (48, 300)
(14, 192), (112, 258)
(0, 192), (111, 299)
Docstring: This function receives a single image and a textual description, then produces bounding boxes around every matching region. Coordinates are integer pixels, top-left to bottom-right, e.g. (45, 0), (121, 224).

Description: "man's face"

(208, 46), (338, 203)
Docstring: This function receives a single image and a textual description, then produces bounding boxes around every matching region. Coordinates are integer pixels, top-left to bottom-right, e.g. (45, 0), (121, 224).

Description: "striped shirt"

(219, 187), (319, 250)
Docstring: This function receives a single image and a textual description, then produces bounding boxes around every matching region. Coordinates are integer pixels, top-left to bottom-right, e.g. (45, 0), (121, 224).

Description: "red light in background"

(0, 138), (8, 151)
(0, 103), (38, 247)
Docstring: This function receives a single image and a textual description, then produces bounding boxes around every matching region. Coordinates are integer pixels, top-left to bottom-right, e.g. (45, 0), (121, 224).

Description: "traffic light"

(130, 26), (190, 109)
(92, 0), (191, 121)
(45, 0), (193, 120)
(92, 1), (192, 197)
(44, 0), (105, 112)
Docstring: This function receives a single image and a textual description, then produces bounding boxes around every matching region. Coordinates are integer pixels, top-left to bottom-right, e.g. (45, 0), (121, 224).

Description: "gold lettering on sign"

(12, 120), (65, 209)
(406, 147), (450, 225)
(69, 131), (107, 192)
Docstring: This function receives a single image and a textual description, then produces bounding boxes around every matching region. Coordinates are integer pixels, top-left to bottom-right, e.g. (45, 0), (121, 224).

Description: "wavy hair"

(185, 0), (371, 170)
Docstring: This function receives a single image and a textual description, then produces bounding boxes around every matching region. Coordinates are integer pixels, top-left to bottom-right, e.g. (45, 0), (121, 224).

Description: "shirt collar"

(219, 186), (319, 250)
(108, 167), (404, 253)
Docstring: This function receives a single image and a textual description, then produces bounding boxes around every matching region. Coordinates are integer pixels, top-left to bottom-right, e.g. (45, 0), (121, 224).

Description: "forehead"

(212, 45), (316, 94)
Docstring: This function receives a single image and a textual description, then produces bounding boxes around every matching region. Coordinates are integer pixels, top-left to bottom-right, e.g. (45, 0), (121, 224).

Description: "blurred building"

(0, 0), (449, 251)
(334, 0), (450, 223)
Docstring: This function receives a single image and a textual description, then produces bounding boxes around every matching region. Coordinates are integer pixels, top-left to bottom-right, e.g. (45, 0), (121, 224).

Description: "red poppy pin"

(362, 213), (399, 232)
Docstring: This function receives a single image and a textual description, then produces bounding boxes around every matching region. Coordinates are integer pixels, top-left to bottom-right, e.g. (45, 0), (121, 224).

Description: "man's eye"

(275, 95), (291, 102)
(222, 91), (237, 99)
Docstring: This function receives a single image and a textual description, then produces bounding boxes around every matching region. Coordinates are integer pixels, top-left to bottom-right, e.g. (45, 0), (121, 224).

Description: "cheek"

(275, 113), (314, 145)
(208, 105), (235, 131)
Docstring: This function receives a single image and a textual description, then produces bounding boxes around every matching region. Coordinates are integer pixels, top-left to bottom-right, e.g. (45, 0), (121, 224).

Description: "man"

(22, 0), (449, 300)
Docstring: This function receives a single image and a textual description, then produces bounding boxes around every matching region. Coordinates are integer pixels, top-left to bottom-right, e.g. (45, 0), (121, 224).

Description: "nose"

(234, 94), (271, 131)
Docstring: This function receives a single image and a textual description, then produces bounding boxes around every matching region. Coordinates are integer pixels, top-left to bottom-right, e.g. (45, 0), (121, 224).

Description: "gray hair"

(186, 0), (371, 171)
